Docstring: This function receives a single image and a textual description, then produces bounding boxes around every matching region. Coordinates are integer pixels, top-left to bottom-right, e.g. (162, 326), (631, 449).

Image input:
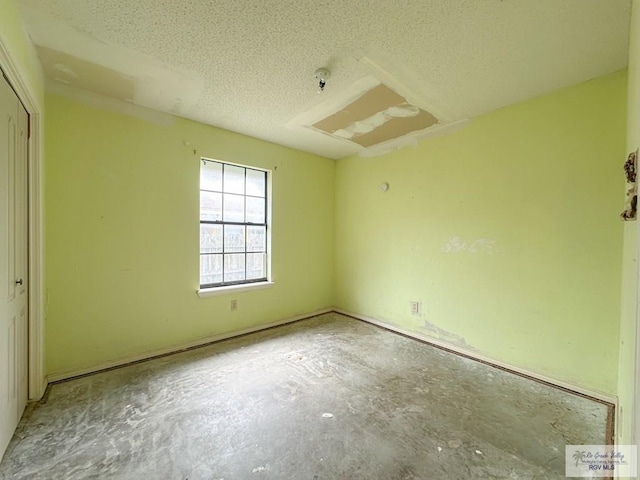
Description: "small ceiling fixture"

(314, 68), (331, 93)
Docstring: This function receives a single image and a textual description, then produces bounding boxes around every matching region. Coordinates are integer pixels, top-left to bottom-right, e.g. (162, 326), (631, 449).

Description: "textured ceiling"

(17, 0), (632, 159)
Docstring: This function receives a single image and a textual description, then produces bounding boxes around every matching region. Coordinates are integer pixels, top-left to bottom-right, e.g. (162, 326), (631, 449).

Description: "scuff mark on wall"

(421, 318), (468, 347)
(442, 236), (499, 255)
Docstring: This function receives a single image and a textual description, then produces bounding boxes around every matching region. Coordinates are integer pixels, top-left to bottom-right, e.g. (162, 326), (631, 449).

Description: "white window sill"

(197, 281), (274, 298)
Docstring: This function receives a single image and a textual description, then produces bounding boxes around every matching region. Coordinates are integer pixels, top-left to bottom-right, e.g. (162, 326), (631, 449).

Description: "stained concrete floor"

(0, 313), (610, 480)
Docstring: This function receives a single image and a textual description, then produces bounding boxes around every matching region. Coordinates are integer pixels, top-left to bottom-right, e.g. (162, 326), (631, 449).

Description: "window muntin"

(199, 159), (268, 288)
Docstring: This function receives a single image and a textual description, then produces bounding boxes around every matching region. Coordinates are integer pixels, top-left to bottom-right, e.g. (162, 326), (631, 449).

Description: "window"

(199, 159), (269, 288)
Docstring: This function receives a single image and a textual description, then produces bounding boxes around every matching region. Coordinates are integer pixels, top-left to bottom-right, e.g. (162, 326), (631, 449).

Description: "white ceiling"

(17, 0), (632, 159)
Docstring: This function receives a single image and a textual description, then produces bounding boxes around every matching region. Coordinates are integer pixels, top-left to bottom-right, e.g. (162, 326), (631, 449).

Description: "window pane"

(200, 224), (223, 253)
(201, 162), (222, 191)
(247, 253), (266, 280)
(246, 196), (265, 224)
(199, 160), (269, 287)
(224, 254), (245, 282)
(223, 193), (244, 222)
(246, 169), (266, 197)
(223, 165), (245, 194)
(200, 254), (222, 285)
(247, 226), (266, 252)
(224, 225), (245, 253)
(200, 191), (222, 221)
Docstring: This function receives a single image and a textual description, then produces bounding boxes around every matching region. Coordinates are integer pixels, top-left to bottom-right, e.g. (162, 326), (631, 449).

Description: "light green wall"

(45, 93), (335, 376)
(618, 0), (640, 445)
(0, 0), (44, 107)
(44, 66), (627, 398)
(335, 71), (627, 395)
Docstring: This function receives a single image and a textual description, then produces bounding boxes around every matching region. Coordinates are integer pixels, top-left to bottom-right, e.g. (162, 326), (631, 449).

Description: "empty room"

(1, 0), (639, 478)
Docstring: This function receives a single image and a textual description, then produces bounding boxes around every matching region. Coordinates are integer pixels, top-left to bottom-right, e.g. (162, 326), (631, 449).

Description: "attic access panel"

(310, 83), (438, 148)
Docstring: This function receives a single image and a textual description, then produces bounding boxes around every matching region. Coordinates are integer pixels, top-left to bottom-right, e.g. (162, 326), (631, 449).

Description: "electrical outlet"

(230, 299), (238, 311)
(410, 301), (421, 315)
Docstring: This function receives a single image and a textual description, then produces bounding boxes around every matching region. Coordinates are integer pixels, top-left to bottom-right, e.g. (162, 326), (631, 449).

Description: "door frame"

(0, 38), (45, 400)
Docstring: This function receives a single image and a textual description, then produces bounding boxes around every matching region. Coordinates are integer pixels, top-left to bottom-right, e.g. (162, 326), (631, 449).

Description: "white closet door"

(0, 72), (29, 460)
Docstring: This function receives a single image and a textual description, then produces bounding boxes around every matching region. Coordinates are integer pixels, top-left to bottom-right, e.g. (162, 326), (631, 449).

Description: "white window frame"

(197, 158), (272, 296)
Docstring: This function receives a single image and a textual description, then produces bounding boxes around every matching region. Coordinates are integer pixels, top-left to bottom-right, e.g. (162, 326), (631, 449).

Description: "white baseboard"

(335, 308), (618, 406)
(46, 308), (332, 384)
(44, 307), (618, 410)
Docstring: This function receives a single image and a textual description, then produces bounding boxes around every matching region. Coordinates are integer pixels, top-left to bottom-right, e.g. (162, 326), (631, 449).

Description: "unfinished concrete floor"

(0, 313), (610, 479)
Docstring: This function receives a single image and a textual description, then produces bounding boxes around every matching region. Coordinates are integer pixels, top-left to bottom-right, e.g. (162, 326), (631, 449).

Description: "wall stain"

(442, 236), (499, 255)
